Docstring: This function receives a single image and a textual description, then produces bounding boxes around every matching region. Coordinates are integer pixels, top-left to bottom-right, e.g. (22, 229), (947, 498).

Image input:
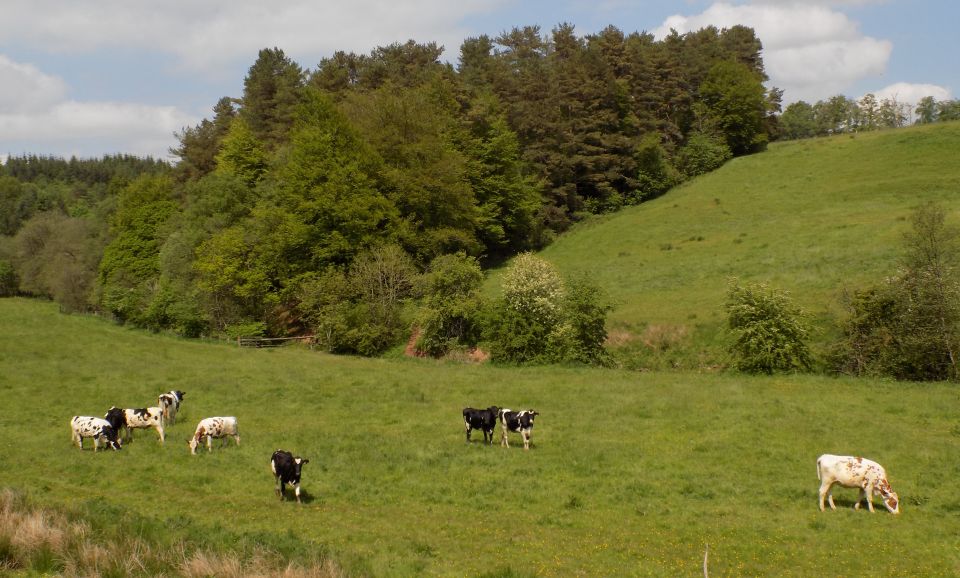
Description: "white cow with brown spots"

(189, 417), (240, 454)
(816, 454), (900, 514)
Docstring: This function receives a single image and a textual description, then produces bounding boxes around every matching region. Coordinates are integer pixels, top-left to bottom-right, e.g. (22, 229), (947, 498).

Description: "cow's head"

(103, 426), (123, 451)
(878, 480), (900, 514)
(488, 406), (500, 418)
(188, 436), (200, 454)
(293, 457), (309, 481)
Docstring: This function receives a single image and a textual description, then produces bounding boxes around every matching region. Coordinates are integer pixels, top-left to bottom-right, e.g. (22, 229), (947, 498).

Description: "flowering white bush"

(501, 253), (565, 328)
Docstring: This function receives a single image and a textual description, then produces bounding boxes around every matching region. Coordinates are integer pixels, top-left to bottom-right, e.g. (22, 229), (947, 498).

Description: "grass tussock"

(0, 490), (345, 578)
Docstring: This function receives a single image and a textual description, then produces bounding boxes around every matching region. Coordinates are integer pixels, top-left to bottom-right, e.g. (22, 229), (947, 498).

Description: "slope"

(521, 122), (960, 367)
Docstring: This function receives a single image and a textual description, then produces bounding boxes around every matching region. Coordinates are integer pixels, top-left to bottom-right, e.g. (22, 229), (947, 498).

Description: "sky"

(0, 0), (956, 161)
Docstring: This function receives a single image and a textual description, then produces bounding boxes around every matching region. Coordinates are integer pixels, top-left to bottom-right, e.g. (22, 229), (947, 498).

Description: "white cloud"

(0, 0), (506, 74)
(654, 2), (893, 103)
(870, 82), (952, 108)
(0, 55), (67, 114)
(0, 54), (197, 159)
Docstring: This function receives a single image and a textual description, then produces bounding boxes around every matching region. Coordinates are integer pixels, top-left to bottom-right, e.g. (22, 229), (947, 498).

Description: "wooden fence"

(237, 335), (314, 348)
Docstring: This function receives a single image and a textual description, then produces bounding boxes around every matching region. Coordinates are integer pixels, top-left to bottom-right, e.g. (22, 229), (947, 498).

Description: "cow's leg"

(73, 431), (81, 449)
(157, 425), (165, 443)
(294, 483), (302, 503)
(233, 434), (240, 446)
(276, 477), (284, 500)
(522, 430), (530, 450)
(854, 487), (865, 510)
(206, 436), (213, 452)
(818, 481), (830, 511)
(465, 421), (472, 443)
(864, 482), (875, 512)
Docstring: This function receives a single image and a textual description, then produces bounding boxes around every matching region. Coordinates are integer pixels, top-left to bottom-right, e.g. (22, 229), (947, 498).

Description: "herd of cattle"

(70, 395), (900, 513)
(69, 390), (309, 502)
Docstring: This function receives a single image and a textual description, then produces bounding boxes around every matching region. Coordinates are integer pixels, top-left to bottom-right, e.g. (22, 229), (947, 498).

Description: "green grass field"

(1, 298), (959, 576)
(508, 122), (960, 368)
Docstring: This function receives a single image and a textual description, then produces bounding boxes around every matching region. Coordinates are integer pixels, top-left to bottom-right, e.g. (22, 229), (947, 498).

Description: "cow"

(462, 406), (500, 444)
(189, 417), (240, 454)
(104, 406), (165, 442)
(499, 409), (539, 450)
(70, 416), (122, 451)
(816, 454), (900, 514)
(270, 450), (309, 503)
(158, 390), (185, 424)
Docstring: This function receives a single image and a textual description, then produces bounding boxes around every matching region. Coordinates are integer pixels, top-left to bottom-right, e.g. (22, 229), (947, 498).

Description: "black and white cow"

(189, 417), (240, 454)
(499, 409), (539, 450)
(104, 406), (165, 442)
(270, 450), (309, 503)
(462, 406), (500, 444)
(158, 390), (185, 424)
(71, 416), (122, 451)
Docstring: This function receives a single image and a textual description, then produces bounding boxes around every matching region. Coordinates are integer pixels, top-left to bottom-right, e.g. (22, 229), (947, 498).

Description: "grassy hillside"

(516, 122), (960, 368)
(1, 298), (958, 576)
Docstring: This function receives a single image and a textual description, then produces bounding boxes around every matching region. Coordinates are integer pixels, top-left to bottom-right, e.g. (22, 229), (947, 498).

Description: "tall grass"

(0, 489), (345, 577)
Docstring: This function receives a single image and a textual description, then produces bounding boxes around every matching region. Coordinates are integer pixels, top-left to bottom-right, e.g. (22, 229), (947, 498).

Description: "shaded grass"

(2, 298), (960, 576)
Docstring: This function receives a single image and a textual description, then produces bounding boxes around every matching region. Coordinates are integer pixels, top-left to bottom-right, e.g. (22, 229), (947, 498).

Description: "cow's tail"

(816, 457), (822, 481)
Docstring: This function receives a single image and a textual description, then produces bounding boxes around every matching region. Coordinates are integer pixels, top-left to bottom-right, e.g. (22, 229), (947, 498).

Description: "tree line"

(0, 23), (776, 361)
(779, 93), (960, 139)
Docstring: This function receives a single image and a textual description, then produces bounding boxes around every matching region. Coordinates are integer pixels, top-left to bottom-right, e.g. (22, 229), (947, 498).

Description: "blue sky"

(1, 0), (956, 160)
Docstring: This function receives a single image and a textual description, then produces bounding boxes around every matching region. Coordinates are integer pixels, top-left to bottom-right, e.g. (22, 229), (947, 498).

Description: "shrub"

(415, 252), (484, 357)
(676, 132), (732, 178)
(725, 279), (811, 373)
(484, 254), (611, 365)
(0, 259), (18, 296)
(832, 203), (960, 380)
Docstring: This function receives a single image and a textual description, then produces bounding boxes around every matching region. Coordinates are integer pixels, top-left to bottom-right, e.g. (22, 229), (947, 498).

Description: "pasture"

(513, 122), (960, 368)
(1, 298), (958, 576)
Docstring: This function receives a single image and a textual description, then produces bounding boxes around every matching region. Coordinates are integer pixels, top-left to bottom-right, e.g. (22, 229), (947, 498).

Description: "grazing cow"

(462, 406), (500, 443)
(104, 406), (165, 442)
(189, 417), (240, 454)
(499, 409), (539, 450)
(71, 416), (122, 451)
(270, 450), (309, 503)
(817, 454), (900, 514)
(158, 390), (185, 424)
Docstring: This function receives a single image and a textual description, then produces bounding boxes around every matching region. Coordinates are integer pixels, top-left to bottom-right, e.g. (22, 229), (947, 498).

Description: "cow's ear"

(302, 459), (309, 464)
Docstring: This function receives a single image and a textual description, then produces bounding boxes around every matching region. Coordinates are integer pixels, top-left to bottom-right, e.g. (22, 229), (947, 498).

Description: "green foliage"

(699, 60), (769, 154)
(484, 253), (610, 364)
(214, 117), (269, 187)
(834, 203), (960, 380)
(98, 175), (177, 324)
(779, 101), (817, 140)
(415, 252), (485, 356)
(297, 245), (417, 356)
(240, 47), (305, 149)
(633, 133), (681, 201)
(725, 279), (811, 373)
(0, 259), (18, 296)
(676, 132), (732, 178)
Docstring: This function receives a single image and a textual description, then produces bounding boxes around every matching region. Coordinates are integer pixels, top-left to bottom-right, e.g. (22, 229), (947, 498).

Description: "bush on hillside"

(414, 252), (485, 357)
(833, 202), (960, 380)
(483, 254), (610, 365)
(725, 279), (812, 374)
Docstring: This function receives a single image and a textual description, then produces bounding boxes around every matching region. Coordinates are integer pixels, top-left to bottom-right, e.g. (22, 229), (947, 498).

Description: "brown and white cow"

(104, 406), (165, 442)
(189, 417), (240, 454)
(816, 454), (900, 514)
(71, 416), (122, 451)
